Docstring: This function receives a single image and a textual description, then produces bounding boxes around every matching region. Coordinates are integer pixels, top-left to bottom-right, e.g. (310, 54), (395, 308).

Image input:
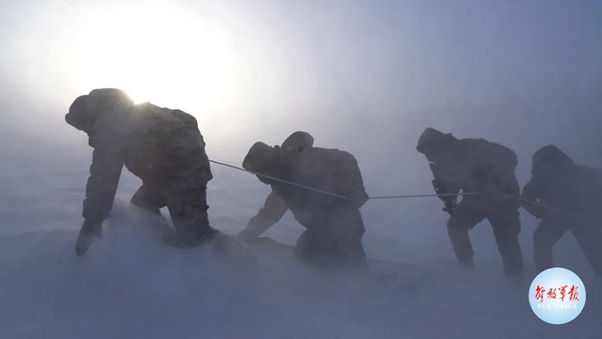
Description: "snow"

(0, 120), (600, 339)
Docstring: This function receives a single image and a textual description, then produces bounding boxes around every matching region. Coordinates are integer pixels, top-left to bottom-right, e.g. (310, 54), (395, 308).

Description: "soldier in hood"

(521, 145), (602, 276)
(65, 88), (242, 257)
(416, 128), (524, 277)
(238, 132), (369, 269)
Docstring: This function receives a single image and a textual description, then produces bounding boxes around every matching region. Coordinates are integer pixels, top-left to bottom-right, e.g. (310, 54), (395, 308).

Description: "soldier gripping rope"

(64, 89), (595, 279)
(416, 128), (524, 277)
(237, 132), (369, 269)
(65, 88), (245, 258)
(521, 145), (602, 276)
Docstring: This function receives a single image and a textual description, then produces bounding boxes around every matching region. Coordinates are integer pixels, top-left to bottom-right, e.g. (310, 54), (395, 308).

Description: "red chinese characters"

(569, 285), (580, 302)
(535, 285), (545, 303)
(547, 288), (557, 300)
(535, 285), (580, 303)
(559, 285), (568, 302)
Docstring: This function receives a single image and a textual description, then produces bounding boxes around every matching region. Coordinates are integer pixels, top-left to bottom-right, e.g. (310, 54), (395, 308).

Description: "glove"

(75, 220), (103, 257)
(443, 199), (456, 216)
(432, 179), (448, 202)
(432, 179), (458, 216)
(236, 228), (259, 243)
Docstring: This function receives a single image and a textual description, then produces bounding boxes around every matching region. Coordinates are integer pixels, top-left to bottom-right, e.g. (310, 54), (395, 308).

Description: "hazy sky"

(1, 0), (601, 196)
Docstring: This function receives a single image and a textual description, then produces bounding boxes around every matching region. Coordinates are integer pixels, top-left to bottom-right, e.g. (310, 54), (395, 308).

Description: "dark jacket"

(420, 134), (520, 212)
(66, 89), (212, 224)
(240, 145), (368, 238)
(521, 146), (602, 219)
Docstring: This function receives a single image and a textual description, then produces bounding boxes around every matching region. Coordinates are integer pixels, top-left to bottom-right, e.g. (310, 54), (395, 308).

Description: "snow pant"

(533, 217), (602, 276)
(447, 202), (524, 276)
(295, 200), (367, 270)
(130, 183), (217, 247)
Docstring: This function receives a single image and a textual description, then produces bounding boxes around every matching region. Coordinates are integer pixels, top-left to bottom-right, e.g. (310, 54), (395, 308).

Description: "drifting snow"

(0, 129), (600, 339)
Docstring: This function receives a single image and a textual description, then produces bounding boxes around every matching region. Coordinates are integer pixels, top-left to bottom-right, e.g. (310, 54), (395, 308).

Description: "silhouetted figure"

(521, 145), (602, 276)
(238, 132), (369, 269)
(416, 128), (524, 277)
(65, 88), (240, 257)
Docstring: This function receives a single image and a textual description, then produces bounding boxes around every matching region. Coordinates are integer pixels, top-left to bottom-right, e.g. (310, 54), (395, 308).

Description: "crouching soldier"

(238, 132), (369, 269)
(416, 128), (524, 277)
(65, 88), (242, 257)
(521, 145), (602, 276)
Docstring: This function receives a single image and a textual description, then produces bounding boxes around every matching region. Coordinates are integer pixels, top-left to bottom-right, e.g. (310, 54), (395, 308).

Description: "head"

(281, 131), (314, 162)
(65, 88), (134, 133)
(416, 128), (459, 163)
(532, 145), (576, 184)
(243, 142), (289, 184)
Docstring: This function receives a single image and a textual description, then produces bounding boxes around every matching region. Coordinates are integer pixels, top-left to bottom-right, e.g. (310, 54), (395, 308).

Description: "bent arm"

(340, 154), (369, 207)
(239, 191), (289, 239)
(520, 179), (546, 219)
(430, 163), (462, 196)
(82, 143), (125, 224)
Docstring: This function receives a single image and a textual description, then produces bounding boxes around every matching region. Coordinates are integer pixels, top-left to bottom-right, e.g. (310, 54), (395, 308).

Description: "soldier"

(521, 145), (602, 276)
(416, 128), (524, 276)
(65, 88), (242, 257)
(237, 132), (369, 269)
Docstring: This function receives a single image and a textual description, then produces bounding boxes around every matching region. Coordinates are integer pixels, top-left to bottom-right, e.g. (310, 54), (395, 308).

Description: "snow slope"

(0, 125), (600, 339)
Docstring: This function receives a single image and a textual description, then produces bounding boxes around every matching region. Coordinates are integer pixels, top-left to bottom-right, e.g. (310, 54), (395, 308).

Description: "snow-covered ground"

(0, 119), (600, 339)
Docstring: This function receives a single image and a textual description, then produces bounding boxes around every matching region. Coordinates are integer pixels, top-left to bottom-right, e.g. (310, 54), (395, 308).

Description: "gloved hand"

(443, 199), (456, 216)
(75, 220), (103, 257)
(236, 228), (258, 243)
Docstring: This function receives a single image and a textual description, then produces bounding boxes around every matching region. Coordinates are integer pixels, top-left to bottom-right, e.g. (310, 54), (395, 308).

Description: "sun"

(69, 5), (233, 112)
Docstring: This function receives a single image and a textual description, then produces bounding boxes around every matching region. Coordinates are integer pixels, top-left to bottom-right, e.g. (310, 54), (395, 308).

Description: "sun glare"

(70, 6), (233, 112)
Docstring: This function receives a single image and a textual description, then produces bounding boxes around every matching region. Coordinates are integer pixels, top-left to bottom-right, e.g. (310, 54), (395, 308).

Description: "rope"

(370, 192), (482, 200)
(208, 160), (350, 200)
(209, 159), (587, 220)
(501, 193), (588, 221)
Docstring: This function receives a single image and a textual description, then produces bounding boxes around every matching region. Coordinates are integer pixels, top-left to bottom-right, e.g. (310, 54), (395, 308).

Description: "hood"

(65, 88), (134, 133)
(243, 142), (280, 184)
(243, 142), (293, 185)
(281, 131), (314, 153)
(532, 145), (576, 180)
(416, 127), (458, 154)
(64, 95), (90, 132)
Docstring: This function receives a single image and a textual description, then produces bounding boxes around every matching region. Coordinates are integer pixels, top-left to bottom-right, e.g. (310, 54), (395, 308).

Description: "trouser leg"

(130, 184), (166, 215)
(447, 219), (474, 267)
(533, 219), (568, 272)
(130, 183), (176, 240)
(447, 205), (484, 267)
(295, 202), (367, 269)
(488, 208), (524, 276)
(294, 228), (323, 263)
(571, 221), (602, 276)
(166, 186), (217, 247)
(326, 203), (367, 269)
